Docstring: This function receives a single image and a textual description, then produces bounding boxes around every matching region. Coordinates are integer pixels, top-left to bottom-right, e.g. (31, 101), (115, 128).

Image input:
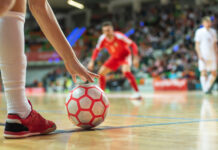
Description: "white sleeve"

(194, 30), (201, 42)
(115, 32), (132, 45)
(96, 35), (105, 49)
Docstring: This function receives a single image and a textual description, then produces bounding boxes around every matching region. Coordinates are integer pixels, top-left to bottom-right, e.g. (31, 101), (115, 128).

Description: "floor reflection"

(197, 97), (217, 150)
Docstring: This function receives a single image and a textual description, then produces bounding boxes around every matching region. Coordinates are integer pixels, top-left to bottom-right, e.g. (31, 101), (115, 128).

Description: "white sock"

(0, 11), (31, 118)
(200, 76), (207, 92)
(205, 74), (216, 92)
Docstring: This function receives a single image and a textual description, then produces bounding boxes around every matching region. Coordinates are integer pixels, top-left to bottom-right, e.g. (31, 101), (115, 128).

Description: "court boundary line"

(110, 114), (197, 120)
(1, 118), (218, 134)
(0, 108), (216, 121)
(52, 118), (218, 134)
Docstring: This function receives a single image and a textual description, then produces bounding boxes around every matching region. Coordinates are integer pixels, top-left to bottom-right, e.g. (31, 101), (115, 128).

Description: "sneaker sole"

(4, 124), (56, 139)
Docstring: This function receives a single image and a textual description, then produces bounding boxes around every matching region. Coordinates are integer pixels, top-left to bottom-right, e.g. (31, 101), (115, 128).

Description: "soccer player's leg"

(205, 70), (217, 94)
(200, 70), (207, 92)
(0, 0), (31, 121)
(0, 0), (55, 138)
(98, 66), (112, 91)
(122, 65), (139, 92)
(205, 59), (217, 94)
(0, 0), (15, 16)
(199, 59), (207, 92)
(98, 57), (120, 91)
(122, 64), (141, 100)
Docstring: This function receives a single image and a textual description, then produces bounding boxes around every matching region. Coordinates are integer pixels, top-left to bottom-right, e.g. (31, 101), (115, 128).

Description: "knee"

(122, 71), (127, 76)
(123, 72), (131, 77)
(122, 70), (129, 75)
(201, 71), (207, 76)
(211, 71), (217, 77)
(0, 0), (15, 9)
(122, 65), (131, 73)
(0, 0), (15, 16)
(98, 71), (104, 76)
(122, 69), (130, 76)
(98, 67), (107, 76)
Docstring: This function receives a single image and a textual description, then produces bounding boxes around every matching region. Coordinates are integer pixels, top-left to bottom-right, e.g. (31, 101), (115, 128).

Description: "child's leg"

(0, 0), (15, 17)
(0, 6), (31, 118)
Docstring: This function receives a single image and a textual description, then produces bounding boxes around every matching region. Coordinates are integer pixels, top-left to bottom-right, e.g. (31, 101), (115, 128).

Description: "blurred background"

(3, 0), (217, 94)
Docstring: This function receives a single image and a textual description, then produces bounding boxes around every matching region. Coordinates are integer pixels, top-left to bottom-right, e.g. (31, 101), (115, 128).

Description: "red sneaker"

(4, 100), (56, 138)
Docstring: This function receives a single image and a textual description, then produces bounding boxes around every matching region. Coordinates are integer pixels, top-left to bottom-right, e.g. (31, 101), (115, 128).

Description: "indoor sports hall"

(0, 0), (217, 150)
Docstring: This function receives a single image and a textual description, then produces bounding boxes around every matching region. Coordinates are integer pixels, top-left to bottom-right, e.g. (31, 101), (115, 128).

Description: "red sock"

(99, 75), (106, 91)
(124, 72), (139, 92)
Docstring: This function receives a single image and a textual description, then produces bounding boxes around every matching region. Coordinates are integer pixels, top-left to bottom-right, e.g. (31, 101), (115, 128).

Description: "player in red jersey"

(0, 0), (98, 138)
(88, 21), (141, 100)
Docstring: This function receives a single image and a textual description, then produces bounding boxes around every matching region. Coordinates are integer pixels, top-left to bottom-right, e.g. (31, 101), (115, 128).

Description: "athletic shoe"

(4, 100), (56, 138)
(130, 92), (142, 100)
(205, 90), (213, 95)
(205, 84), (215, 95)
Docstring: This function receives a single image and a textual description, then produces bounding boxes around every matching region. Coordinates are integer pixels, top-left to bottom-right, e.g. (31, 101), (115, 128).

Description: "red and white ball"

(65, 84), (109, 129)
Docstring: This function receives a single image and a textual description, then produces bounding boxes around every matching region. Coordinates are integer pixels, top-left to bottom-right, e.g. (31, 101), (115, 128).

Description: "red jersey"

(91, 31), (138, 60)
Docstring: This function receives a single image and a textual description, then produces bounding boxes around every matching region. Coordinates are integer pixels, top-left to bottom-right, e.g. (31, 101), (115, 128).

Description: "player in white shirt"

(194, 16), (217, 94)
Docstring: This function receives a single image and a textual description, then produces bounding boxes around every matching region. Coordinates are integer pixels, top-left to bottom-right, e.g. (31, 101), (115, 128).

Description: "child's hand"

(64, 58), (99, 83)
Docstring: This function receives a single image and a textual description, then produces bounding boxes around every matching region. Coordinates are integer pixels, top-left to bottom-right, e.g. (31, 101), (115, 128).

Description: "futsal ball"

(65, 84), (109, 129)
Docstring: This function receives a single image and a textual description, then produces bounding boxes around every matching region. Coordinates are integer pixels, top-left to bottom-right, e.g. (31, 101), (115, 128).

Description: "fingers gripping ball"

(65, 84), (109, 129)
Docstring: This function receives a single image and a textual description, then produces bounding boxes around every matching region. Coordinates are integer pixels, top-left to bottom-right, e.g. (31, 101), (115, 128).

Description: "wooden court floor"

(0, 91), (218, 150)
